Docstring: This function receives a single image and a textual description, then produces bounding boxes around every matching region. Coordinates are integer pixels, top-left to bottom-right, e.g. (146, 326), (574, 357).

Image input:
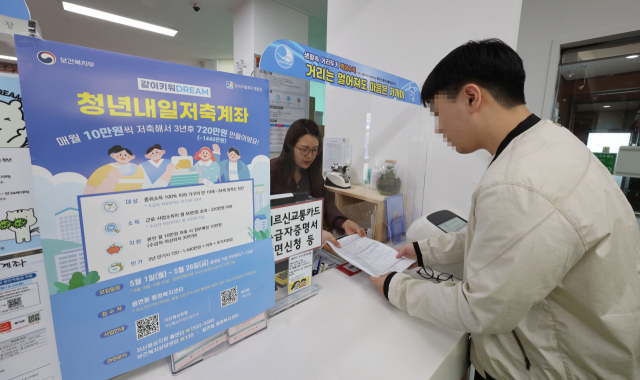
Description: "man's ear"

(131, 155), (136, 160)
(110, 153), (117, 159)
(145, 153), (151, 159)
(462, 84), (482, 114)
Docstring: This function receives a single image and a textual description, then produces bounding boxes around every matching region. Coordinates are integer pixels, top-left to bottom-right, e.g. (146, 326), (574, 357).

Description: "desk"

(117, 269), (468, 380)
(327, 185), (393, 242)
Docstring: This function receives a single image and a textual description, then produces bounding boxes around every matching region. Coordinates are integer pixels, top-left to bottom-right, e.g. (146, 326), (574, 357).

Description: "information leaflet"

(255, 69), (309, 152)
(0, 251), (62, 380)
(15, 36), (274, 380)
(0, 73), (41, 255)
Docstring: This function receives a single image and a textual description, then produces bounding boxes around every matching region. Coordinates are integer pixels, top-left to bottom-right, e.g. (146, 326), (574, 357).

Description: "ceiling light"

(0, 55), (17, 61)
(626, 55), (639, 59)
(603, 105), (611, 108)
(62, 2), (177, 36)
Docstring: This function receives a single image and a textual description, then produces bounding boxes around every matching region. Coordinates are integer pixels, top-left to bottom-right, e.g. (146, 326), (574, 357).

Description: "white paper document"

(327, 235), (415, 277)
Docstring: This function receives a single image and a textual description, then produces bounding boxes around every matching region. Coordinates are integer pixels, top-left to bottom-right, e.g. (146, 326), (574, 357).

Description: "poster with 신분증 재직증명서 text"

(14, 35), (275, 380)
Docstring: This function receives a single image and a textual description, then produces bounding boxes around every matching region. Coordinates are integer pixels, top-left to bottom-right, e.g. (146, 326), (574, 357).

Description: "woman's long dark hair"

(279, 119), (323, 194)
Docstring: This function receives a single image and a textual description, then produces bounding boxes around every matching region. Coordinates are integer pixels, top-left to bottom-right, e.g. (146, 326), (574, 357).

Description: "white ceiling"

(0, 0), (327, 67)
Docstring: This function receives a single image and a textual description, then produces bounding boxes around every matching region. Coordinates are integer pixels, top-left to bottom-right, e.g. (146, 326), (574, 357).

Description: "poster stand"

(166, 192), (325, 375)
(0, 15), (41, 42)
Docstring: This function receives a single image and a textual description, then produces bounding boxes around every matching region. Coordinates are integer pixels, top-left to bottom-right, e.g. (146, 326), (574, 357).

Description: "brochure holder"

(268, 283), (322, 318)
(168, 312), (269, 375)
(385, 194), (406, 245)
(168, 330), (230, 374)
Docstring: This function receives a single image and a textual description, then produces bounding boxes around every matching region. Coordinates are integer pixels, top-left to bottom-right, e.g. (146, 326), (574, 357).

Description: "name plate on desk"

(270, 199), (323, 261)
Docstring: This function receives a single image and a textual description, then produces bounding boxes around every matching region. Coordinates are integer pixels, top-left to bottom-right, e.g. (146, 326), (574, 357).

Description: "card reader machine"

(406, 210), (467, 280)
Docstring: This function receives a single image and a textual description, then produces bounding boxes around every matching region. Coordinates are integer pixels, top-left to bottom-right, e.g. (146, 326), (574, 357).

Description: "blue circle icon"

(276, 95), (281, 100)
(37, 51), (56, 65)
(275, 44), (294, 69)
(104, 222), (122, 236)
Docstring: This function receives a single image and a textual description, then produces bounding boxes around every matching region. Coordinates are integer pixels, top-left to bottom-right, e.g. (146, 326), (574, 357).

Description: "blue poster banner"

(260, 39), (421, 105)
(15, 35), (274, 380)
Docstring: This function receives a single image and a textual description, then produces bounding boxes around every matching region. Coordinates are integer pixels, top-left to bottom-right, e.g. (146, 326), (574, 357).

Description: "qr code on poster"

(135, 313), (160, 340)
(7, 297), (22, 310)
(220, 286), (238, 308)
(28, 312), (40, 323)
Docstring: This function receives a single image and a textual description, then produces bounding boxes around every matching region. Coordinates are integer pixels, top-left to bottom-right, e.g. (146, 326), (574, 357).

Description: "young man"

(212, 145), (250, 182)
(369, 39), (640, 379)
(140, 144), (175, 188)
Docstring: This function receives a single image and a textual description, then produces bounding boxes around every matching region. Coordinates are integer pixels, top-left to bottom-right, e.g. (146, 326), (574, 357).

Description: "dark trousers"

(475, 369), (497, 380)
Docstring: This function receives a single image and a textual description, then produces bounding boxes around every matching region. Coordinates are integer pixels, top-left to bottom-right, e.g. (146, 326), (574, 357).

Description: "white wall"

(217, 59), (235, 73)
(517, 0), (640, 118)
(233, 0), (255, 75)
(253, 0), (308, 55)
(234, 0), (308, 75)
(325, 0), (523, 224)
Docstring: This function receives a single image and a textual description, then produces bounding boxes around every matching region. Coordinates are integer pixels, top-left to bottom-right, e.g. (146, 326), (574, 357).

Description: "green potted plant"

(376, 160), (401, 196)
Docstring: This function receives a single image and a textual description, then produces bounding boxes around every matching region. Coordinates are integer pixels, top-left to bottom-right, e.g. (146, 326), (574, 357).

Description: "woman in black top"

(270, 119), (366, 244)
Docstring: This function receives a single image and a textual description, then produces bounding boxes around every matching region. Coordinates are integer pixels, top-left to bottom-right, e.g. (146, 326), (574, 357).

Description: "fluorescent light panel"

(627, 55), (639, 59)
(62, 2), (177, 36)
(0, 55), (17, 61)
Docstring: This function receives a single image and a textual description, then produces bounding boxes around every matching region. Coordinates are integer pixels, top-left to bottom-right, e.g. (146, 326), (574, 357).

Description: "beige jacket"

(388, 119), (640, 379)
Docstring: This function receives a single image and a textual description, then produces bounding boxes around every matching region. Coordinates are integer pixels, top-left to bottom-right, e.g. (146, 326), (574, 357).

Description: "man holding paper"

(369, 39), (640, 380)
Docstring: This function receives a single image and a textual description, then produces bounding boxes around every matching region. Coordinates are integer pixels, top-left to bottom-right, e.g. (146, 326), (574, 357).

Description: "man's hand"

(396, 243), (419, 270)
(370, 272), (393, 296)
(342, 220), (367, 237)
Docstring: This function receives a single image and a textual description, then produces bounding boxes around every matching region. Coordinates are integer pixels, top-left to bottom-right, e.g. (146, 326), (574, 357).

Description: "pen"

(316, 256), (322, 274)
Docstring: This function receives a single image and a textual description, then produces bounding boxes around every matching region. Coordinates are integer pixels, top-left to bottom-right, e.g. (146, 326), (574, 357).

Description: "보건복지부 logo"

(275, 44), (294, 69)
(226, 81), (233, 89)
(37, 51), (56, 65)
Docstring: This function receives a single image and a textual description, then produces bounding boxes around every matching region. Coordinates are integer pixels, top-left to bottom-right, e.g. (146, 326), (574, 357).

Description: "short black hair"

(146, 144), (162, 154)
(421, 39), (526, 108)
(108, 145), (133, 156)
(228, 147), (240, 155)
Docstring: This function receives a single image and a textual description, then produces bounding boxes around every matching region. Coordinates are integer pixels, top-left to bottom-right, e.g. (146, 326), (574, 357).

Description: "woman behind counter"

(271, 119), (366, 244)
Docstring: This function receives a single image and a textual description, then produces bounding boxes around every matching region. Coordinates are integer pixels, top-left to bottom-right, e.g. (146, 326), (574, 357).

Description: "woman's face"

(293, 134), (319, 170)
(200, 150), (211, 160)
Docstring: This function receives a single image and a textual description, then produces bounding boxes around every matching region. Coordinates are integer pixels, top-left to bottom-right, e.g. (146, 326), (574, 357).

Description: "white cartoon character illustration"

(0, 209), (38, 243)
(0, 100), (28, 148)
(103, 201), (118, 212)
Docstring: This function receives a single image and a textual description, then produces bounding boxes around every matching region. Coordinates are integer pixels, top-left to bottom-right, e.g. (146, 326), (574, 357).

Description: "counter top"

(116, 269), (468, 380)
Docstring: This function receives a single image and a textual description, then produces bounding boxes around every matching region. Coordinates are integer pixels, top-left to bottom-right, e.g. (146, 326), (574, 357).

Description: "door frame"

(541, 23), (640, 120)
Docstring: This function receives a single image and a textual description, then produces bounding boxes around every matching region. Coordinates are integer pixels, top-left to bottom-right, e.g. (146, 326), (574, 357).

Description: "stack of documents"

(327, 235), (415, 277)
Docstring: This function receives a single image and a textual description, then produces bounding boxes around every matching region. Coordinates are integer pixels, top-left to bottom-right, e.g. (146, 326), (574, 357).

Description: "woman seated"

(271, 119), (366, 247)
